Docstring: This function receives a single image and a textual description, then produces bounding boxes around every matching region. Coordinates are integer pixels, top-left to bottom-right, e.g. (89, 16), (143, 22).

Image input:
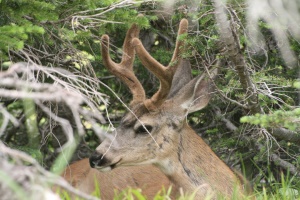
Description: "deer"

(62, 158), (176, 199)
(88, 18), (250, 199)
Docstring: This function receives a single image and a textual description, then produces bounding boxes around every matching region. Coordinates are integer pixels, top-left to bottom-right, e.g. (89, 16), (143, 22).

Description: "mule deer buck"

(89, 18), (248, 199)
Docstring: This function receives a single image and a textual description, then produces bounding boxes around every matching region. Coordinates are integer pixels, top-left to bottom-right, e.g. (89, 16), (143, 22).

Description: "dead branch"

(212, 0), (262, 115)
(0, 62), (107, 142)
(0, 142), (99, 200)
(272, 128), (300, 145)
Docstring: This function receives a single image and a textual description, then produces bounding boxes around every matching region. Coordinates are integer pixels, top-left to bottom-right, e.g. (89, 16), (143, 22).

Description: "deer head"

(90, 18), (214, 169)
(89, 19), (241, 199)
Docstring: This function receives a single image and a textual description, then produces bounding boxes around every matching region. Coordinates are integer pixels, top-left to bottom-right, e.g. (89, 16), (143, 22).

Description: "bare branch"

(0, 142), (99, 200)
(272, 128), (300, 145)
(270, 153), (299, 176)
(212, 0), (262, 115)
(0, 61), (110, 148)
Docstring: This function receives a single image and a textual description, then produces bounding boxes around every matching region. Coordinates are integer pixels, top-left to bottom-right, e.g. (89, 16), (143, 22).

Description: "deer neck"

(156, 123), (238, 198)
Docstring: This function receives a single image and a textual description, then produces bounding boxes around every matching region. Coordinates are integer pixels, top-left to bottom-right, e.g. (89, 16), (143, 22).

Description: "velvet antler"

(132, 19), (189, 110)
(101, 24), (145, 106)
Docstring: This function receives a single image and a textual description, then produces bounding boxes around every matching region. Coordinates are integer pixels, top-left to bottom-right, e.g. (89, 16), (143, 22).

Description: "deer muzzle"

(89, 151), (121, 172)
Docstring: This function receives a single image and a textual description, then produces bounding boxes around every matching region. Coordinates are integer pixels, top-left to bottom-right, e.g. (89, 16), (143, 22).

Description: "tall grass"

(255, 173), (300, 200)
(58, 174), (299, 200)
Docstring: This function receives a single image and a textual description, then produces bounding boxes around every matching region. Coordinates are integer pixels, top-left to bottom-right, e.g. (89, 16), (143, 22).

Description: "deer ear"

(167, 59), (192, 99)
(172, 68), (218, 114)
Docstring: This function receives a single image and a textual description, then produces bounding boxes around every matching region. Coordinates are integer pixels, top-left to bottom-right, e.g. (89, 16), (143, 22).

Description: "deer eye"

(135, 125), (153, 135)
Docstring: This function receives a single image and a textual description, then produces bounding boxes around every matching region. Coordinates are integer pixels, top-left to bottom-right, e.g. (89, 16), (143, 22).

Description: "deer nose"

(89, 151), (104, 168)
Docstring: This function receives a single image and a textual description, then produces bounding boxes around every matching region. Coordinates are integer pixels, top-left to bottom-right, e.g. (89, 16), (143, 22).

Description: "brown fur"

(62, 158), (177, 199)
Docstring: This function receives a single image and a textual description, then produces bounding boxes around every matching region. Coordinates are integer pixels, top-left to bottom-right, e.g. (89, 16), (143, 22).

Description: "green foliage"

(59, 185), (176, 200)
(92, 178), (101, 198)
(0, 0), (150, 62)
(240, 108), (300, 131)
(206, 128), (219, 135)
(0, 24), (45, 59)
(112, 186), (199, 200)
(10, 145), (43, 164)
(294, 81), (300, 89)
(114, 188), (146, 200)
(255, 173), (300, 200)
(57, 189), (73, 200)
(0, 0), (57, 60)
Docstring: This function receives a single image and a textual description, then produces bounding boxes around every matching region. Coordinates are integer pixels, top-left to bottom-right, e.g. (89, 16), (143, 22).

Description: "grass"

(111, 173), (299, 200)
(109, 182), (300, 200)
(3, 170), (299, 200)
(254, 173), (300, 200)
(58, 177), (300, 200)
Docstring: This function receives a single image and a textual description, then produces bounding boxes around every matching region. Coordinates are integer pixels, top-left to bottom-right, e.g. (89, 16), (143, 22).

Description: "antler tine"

(132, 19), (189, 110)
(101, 24), (146, 105)
(170, 19), (188, 66)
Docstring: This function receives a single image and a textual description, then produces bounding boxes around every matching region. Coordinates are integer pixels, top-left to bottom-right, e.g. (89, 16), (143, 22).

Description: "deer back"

(62, 158), (177, 199)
